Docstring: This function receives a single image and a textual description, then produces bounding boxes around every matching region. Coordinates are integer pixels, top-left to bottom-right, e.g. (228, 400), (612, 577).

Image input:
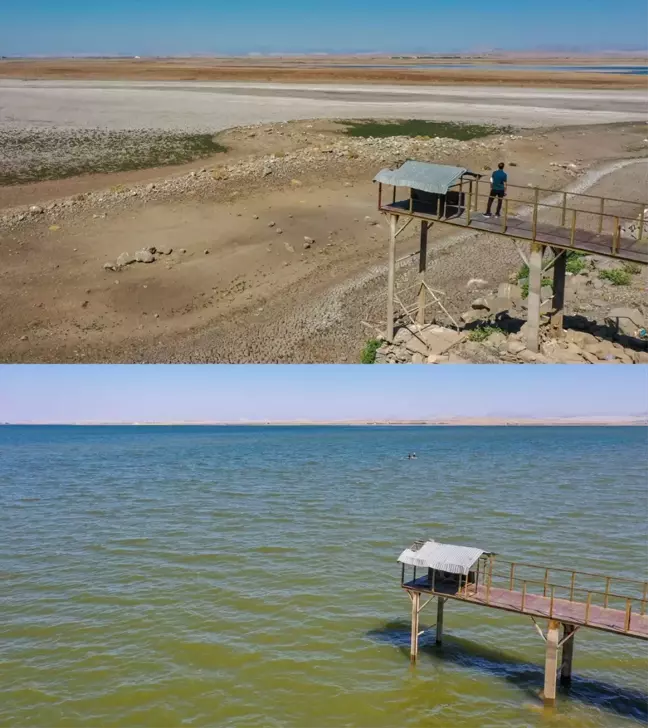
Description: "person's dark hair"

(498, 162), (505, 169)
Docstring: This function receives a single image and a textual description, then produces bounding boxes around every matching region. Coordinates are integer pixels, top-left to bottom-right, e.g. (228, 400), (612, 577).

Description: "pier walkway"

(398, 540), (648, 705)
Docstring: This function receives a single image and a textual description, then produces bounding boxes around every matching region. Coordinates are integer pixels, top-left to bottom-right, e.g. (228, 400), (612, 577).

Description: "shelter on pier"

(374, 160), (648, 353)
(398, 538), (648, 706)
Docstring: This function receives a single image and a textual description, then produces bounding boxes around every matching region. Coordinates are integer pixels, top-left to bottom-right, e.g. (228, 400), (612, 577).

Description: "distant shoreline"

(2, 419), (646, 427)
(1, 56), (646, 89)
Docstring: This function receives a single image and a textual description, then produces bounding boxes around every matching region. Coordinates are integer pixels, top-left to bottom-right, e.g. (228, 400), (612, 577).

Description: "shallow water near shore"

(1, 425), (647, 727)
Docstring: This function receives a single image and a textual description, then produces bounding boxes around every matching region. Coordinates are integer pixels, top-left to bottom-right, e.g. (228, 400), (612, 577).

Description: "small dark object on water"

(407, 453), (417, 460)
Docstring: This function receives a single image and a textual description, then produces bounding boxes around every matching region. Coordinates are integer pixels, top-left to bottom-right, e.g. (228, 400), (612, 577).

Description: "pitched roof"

(374, 161), (468, 195)
(397, 540), (489, 575)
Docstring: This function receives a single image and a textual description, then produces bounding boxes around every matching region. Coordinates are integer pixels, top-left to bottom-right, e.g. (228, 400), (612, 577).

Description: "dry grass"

(1, 58), (646, 89)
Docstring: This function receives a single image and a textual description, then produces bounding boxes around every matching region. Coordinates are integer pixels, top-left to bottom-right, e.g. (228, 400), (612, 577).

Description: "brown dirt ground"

(1, 58), (646, 89)
(1, 122), (646, 364)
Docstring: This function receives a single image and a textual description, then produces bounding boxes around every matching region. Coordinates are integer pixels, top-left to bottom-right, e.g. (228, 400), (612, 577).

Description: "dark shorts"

(490, 188), (505, 197)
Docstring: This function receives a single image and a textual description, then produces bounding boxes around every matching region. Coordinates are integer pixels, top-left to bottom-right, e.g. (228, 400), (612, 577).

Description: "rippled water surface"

(1, 425), (647, 727)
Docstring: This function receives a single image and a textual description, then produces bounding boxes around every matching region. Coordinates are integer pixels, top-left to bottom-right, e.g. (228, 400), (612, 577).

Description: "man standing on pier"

(484, 162), (508, 217)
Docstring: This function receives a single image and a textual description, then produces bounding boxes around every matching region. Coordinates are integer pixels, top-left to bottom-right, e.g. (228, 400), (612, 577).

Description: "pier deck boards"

(404, 577), (648, 640)
(381, 200), (648, 264)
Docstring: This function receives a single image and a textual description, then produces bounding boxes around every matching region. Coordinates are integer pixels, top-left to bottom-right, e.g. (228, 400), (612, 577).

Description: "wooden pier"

(399, 540), (648, 705)
(375, 162), (648, 352)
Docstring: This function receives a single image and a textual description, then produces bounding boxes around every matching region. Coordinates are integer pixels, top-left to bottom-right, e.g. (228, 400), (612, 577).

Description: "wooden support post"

(386, 214), (397, 343)
(410, 591), (420, 662)
(561, 191), (567, 227)
(436, 597), (445, 645)
(598, 197), (605, 234)
(551, 249), (566, 335)
(525, 242), (544, 353)
(560, 624), (575, 686)
(417, 221), (428, 326)
(543, 619), (560, 705)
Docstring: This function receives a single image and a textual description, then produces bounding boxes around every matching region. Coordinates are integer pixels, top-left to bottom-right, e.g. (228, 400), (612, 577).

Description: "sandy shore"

(1, 80), (646, 132)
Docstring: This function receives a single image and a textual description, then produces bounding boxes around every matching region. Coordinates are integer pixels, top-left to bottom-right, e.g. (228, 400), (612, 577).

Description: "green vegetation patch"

(341, 119), (514, 140)
(468, 325), (505, 343)
(361, 338), (382, 364)
(0, 129), (227, 186)
(599, 268), (632, 286)
(565, 251), (587, 275)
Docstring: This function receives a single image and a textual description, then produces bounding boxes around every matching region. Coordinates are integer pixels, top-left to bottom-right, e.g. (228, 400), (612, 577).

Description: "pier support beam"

(551, 248), (566, 336)
(410, 591), (420, 662)
(560, 624), (576, 686)
(436, 597), (445, 645)
(417, 221), (429, 326)
(387, 214), (398, 343)
(543, 619), (560, 705)
(526, 242), (545, 353)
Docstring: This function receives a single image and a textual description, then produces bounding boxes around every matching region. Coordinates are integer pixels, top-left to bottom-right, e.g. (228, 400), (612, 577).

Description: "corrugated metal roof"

(374, 161), (468, 195)
(397, 540), (488, 575)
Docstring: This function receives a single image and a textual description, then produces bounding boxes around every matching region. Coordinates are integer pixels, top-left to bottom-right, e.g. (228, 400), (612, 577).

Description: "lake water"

(1, 425), (647, 727)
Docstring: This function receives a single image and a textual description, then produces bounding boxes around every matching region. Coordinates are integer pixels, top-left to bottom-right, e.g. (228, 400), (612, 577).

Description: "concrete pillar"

(436, 598), (445, 645)
(543, 619), (560, 705)
(525, 242), (544, 353)
(551, 249), (566, 335)
(387, 214), (397, 342)
(560, 624), (575, 686)
(417, 221), (428, 326)
(410, 592), (420, 662)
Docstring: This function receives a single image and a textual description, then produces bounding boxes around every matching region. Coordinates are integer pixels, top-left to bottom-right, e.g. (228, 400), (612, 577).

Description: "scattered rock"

(268, 221), (276, 228)
(135, 249), (155, 263)
(103, 262), (116, 271)
(157, 246), (173, 255)
(507, 340), (526, 355)
(29, 205), (44, 214)
(116, 252), (135, 268)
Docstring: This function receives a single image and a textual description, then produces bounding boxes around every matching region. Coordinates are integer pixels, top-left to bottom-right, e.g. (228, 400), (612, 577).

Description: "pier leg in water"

(436, 598), (445, 645)
(543, 620), (560, 705)
(410, 592), (420, 662)
(526, 242), (544, 353)
(560, 624), (576, 686)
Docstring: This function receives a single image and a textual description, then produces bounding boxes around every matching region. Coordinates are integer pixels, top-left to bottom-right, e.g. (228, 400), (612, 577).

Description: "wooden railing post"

(502, 198), (509, 233)
(569, 571), (576, 602)
(549, 586), (555, 619)
(642, 583), (647, 616)
(570, 210), (577, 246)
(585, 592), (592, 625)
(509, 563), (516, 591)
(486, 557), (494, 604)
(475, 177), (480, 210)
(378, 182), (383, 210)
(624, 599), (632, 632)
(466, 184), (472, 225)
(613, 217), (620, 254)
(532, 188), (540, 240)
(521, 581), (527, 612)
(543, 568), (549, 597)
(561, 191), (567, 227)
(598, 197), (605, 234)
(604, 576), (611, 609)
(639, 208), (646, 241)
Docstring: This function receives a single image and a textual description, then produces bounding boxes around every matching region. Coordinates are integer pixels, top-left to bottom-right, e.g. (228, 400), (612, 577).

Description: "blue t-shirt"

(491, 169), (507, 191)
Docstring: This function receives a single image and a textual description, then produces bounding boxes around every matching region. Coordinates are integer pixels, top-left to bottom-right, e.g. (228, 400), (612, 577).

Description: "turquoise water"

(1, 425), (647, 727)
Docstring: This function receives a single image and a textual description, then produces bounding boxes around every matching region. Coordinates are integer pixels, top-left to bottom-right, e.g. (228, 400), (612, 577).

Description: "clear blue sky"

(0, 366), (646, 423)
(1, 0), (646, 56)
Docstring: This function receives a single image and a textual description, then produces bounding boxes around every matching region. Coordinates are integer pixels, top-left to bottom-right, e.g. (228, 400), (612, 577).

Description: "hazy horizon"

(1, 366), (646, 424)
(1, 0), (646, 57)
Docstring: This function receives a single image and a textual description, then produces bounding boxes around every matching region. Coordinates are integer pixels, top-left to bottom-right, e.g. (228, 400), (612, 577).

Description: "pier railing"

(379, 180), (648, 253)
(475, 558), (648, 631)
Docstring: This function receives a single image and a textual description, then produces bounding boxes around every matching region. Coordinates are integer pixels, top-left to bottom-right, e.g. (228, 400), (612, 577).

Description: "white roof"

(398, 540), (488, 575)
